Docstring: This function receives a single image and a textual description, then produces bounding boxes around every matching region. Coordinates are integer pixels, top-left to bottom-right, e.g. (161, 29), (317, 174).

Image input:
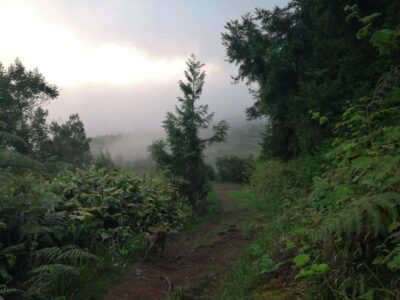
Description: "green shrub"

(216, 155), (254, 183)
(93, 151), (114, 169)
(249, 160), (288, 197)
(205, 164), (216, 181)
(0, 167), (191, 299)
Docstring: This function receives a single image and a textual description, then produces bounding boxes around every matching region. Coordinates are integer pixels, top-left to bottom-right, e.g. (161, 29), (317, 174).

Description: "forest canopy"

(222, 0), (400, 159)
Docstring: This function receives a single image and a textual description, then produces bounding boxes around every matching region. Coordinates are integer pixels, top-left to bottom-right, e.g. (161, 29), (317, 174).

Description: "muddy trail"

(103, 183), (255, 300)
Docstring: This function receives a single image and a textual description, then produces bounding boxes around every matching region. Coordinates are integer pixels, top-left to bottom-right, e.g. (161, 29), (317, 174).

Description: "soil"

(103, 183), (255, 300)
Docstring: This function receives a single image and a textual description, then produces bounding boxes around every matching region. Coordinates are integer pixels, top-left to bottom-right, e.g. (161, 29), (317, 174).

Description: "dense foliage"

(1, 1), (400, 298)
(149, 55), (228, 205)
(0, 60), (91, 166)
(220, 2), (400, 298)
(0, 165), (190, 299)
(48, 114), (92, 166)
(215, 155), (254, 183)
(222, 0), (400, 159)
(0, 60), (191, 299)
(93, 150), (115, 169)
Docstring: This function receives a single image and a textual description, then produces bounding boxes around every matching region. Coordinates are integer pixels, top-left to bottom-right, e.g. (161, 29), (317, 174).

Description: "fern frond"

(58, 247), (98, 264)
(34, 246), (97, 265)
(386, 242), (400, 270)
(30, 263), (79, 277)
(0, 149), (44, 171)
(315, 192), (400, 240)
(0, 170), (13, 184)
(34, 247), (64, 264)
(0, 131), (25, 146)
(0, 286), (21, 296)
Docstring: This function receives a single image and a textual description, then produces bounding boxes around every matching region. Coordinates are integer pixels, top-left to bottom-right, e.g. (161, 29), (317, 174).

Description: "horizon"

(0, 0), (287, 139)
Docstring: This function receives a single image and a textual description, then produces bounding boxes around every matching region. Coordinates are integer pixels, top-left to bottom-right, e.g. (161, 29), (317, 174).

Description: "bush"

(0, 167), (191, 298)
(94, 150), (114, 169)
(216, 155), (254, 183)
(205, 164), (216, 181)
(249, 160), (288, 197)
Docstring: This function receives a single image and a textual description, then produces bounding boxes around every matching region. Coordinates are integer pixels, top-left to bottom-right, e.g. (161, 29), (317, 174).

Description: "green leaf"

(293, 254), (310, 267)
(319, 116), (328, 125)
(6, 256), (16, 269)
(285, 241), (295, 250)
(0, 268), (12, 282)
(370, 29), (399, 55)
(360, 13), (381, 25)
(388, 222), (400, 233)
(387, 256), (400, 270)
(310, 263), (328, 273)
(100, 232), (109, 240)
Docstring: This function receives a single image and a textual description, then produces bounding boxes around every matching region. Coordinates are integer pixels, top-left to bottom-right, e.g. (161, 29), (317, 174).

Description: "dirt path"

(103, 183), (254, 300)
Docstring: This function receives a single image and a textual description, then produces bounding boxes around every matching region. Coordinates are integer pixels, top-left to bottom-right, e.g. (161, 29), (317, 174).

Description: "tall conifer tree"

(149, 55), (228, 204)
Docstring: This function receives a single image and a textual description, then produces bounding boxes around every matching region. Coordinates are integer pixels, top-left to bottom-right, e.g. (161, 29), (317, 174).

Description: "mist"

(1, 0), (287, 164)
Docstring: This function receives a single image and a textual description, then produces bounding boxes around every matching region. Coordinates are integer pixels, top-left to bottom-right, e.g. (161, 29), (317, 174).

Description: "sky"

(0, 0), (287, 140)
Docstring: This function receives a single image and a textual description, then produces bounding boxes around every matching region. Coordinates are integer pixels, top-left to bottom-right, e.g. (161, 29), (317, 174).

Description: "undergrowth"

(183, 187), (222, 233)
(217, 188), (287, 299)
(216, 73), (400, 298)
(76, 183), (222, 300)
(214, 156), (323, 300)
(215, 15), (400, 300)
(0, 167), (192, 299)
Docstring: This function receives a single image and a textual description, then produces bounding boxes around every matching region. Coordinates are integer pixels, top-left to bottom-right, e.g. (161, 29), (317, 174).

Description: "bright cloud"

(0, 0), (187, 86)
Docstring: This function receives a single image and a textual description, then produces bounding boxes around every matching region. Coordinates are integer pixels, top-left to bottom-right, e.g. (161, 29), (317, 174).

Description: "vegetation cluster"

(149, 55), (228, 207)
(215, 155), (254, 183)
(1, 0), (400, 298)
(217, 0), (400, 298)
(0, 61), (191, 299)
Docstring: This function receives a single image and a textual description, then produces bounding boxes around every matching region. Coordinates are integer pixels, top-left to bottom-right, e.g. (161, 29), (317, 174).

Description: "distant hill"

(90, 120), (265, 169)
(204, 121), (264, 165)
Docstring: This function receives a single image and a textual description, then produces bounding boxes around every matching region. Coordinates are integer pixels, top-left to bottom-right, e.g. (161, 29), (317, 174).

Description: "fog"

(46, 63), (255, 136)
(1, 0), (288, 162)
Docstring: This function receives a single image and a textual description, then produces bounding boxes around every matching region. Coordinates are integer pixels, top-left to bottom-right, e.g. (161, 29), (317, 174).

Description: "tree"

(222, 0), (399, 159)
(29, 107), (50, 160)
(49, 114), (92, 166)
(149, 55), (228, 204)
(94, 150), (115, 169)
(0, 59), (58, 154)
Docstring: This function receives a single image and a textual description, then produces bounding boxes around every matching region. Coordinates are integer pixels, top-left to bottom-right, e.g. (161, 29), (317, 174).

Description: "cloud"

(0, 0), (190, 86)
(1, 0), (287, 142)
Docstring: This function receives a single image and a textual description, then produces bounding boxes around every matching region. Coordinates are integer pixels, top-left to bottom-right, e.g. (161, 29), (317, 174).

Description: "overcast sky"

(0, 0), (288, 137)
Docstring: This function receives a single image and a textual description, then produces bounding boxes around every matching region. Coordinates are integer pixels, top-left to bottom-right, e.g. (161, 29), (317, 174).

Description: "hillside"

(90, 121), (265, 169)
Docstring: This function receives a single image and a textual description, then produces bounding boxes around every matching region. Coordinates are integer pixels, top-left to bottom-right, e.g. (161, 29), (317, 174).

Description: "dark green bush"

(93, 150), (115, 169)
(205, 164), (216, 181)
(0, 167), (191, 299)
(216, 155), (254, 183)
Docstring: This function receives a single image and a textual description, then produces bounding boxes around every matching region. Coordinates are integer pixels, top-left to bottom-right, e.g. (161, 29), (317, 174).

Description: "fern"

(57, 247), (98, 265)
(0, 131), (25, 147)
(28, 263), (79, 296)
(30, 263), (79, 277)
(0, 286), (21, 297)
(0, 149), (44, 171)
(0, 170), (12, 185)
(315, 192), (400, 240)
(33, 245), (98, 265)
(28, 247), (98, 298)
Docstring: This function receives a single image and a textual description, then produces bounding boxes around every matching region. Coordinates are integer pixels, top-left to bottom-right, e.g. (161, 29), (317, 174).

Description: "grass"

(214, 187), (288, 300)
(170, 185), (290, 300)
(73, 255), (136, 300)
(183, 186), (222, 232)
